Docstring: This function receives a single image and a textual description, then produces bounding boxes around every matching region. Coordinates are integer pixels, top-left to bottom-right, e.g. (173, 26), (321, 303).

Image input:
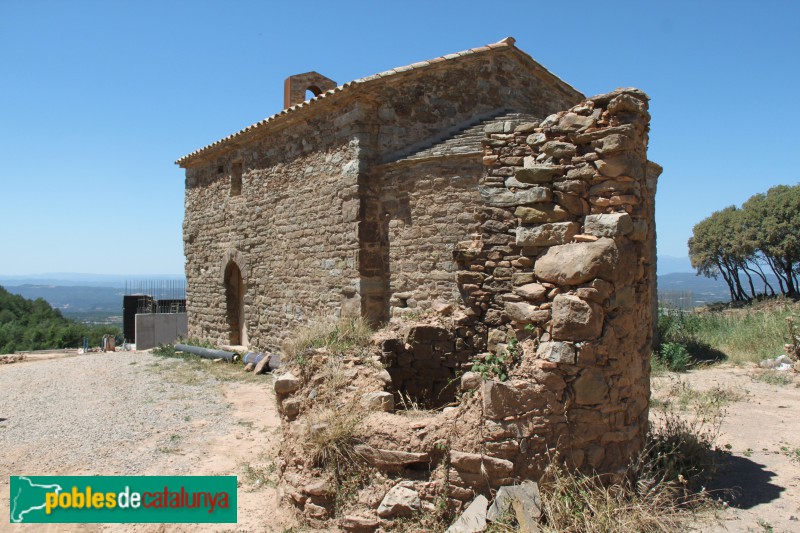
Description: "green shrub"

(657, 342), (692, 372)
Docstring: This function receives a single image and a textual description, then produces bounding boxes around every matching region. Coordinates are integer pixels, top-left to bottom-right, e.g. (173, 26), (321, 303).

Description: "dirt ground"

(0, 351), (295, 532)
(652, 365), (800, 533)
(2, 352), (799, 532)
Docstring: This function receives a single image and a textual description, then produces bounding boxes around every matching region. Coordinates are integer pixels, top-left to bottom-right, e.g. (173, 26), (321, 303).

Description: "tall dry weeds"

(283, 315), (373, 360)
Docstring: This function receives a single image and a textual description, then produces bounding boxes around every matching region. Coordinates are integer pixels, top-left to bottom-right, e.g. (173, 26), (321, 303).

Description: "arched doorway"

(224, 261), (248, 346)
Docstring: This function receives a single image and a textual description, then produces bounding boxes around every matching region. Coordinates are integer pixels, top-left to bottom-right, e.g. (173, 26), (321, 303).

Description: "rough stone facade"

(178, 38), (581, 349)
(178, 39), (661, 527)
(273, 87), (661, 528)
(448, 86), (661, 477)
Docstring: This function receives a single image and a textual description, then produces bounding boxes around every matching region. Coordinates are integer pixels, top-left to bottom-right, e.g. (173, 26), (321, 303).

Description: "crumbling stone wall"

(274, 88), (661, 528)
(450, 87), (661, 477)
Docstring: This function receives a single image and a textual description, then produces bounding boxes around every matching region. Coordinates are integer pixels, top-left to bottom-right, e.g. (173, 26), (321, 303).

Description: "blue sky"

(1, 0), (797, 275)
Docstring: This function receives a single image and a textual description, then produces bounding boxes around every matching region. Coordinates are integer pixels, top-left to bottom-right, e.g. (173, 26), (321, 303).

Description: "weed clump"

(283, 316), (373, 362)
(656, 342), (692, 372)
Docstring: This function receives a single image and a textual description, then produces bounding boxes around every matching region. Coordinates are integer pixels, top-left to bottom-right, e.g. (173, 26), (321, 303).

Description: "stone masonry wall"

(380, 158), (482, 318)
(181, 42), (585, 349)
(450, 87), (661, 478)
(183, 103), (365, 350)
(273, 88), (660, 527)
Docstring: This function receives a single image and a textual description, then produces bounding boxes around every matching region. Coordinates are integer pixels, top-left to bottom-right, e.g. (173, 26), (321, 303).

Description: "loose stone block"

(516, 222), (580, 247)
(514, 204), (568, 223)
(534, 238), (619, 285)
(584, 213), (633, 237)
(505, 302), (550, 324)
(377, 485), (420, 518)
(513, 282), (547, 301)
(551, 294), (603, 341)
(536, 341), (576, 364)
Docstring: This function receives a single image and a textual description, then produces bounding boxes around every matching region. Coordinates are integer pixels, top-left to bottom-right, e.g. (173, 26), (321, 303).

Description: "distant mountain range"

(0, 273), (184, 288)
(0, 260), (737, 321)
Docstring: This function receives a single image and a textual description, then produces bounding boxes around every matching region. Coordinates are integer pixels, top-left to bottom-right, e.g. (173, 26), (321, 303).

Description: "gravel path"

(0, 351), (232, 479)
(0, 350), (292, 532)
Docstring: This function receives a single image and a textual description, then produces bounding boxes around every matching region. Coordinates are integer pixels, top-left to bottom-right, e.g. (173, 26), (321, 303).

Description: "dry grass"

(283, 316), (373, 362)
(148, 349), (265, 385)
(537, 413), (721, 532)
(651, 379), (746, 414)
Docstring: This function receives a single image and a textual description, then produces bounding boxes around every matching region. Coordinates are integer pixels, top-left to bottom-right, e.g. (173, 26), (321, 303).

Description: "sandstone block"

(512, 272), (536, 285)
(516, 222), (580, 247)
(504, 302), (550, 324)
(574, 368), (609, 405)
(339, 515), (380, 532)
(274, 372), (301, 394)
(555, 113), (595, 132)
(536, 341), (576, 364)
(589, 180), (637, 196)
(552, 294), (603, 341)
(553, 179), (587, 195)
(446, 494), (488, 533)
(592, 133), (633, 155)
(513, 283), (547, 301)
(482, 380), (548, 420)
(281, 398), (301, 418)
(608, 93), (647, 115)
(534, 238), (631, 285)
(595, 152), (642, 179)
(514, 204), (568, 223)
(479, 185), (551, 207)
(354, 445), (429, 470)
(461, 371), (483, 390)
(487, 481), (542, 531)
(361, 391), (394, 412)
(541, 141), (576, 159)
(377, 485), (420, 518)
(516, 164), (564, 184)
(515, 122), (540, 133)
(584, 213), (633, 237)
(451, 450), (514, 477)
(525, 132), (547, 145)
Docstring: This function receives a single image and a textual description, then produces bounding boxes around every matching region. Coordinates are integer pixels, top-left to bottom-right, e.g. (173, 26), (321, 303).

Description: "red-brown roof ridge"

(176, 37), (580, 167)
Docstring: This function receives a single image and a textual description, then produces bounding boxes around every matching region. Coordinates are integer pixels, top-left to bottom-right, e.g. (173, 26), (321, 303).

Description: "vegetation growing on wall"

(0, 285), (120, 354)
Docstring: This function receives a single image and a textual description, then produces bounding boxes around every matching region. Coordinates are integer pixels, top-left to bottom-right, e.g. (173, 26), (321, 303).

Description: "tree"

(689, 183), (800, 301)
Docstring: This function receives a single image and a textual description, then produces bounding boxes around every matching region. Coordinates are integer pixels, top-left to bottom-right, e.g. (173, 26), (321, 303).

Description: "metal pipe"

(175, 344), (240, 363)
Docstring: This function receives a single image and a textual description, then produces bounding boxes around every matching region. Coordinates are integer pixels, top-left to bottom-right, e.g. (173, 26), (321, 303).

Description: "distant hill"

(3, 285), (125, 325)
(0, 286), (119, 353)
(0, 273), (184, 288)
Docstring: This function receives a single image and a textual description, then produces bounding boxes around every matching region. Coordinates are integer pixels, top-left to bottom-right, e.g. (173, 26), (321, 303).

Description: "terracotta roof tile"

(176, 36), (576, 166)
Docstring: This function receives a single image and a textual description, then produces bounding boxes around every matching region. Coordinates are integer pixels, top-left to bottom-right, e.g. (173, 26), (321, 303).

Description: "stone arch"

(221, 250), (249, 347)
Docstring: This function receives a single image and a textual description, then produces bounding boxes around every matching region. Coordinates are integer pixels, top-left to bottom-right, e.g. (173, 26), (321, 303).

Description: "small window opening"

(217, 165), (224, 174)
(231, 162), (242, 196)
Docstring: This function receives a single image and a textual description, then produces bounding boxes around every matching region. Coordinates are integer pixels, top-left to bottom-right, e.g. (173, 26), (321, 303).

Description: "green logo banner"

(9, 476), (237, 523)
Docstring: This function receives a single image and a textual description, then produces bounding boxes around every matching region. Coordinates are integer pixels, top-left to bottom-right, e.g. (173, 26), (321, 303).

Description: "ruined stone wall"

(449, 87), (660, 478)
(274, 88), (660, 527)
(183, 104), (365, 350)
